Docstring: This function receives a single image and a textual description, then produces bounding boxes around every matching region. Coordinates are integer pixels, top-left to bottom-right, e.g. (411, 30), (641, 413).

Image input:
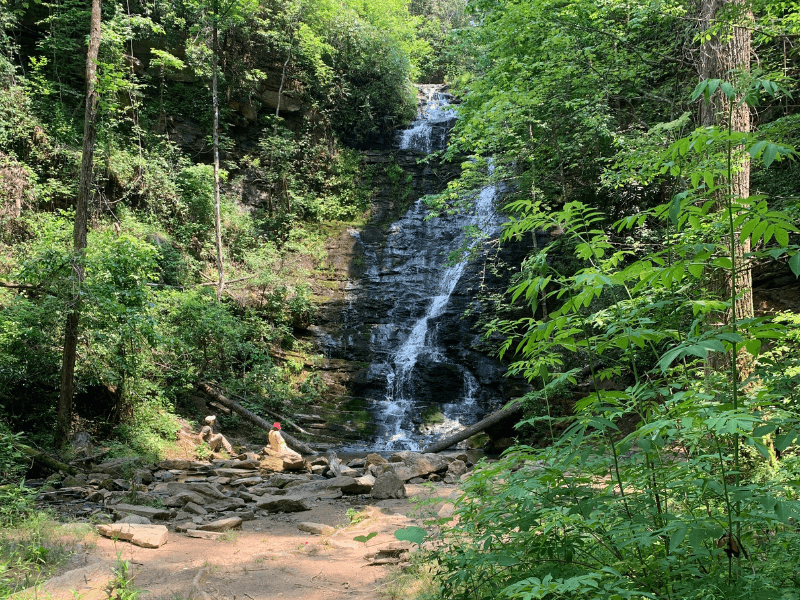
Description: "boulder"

(118, 515), (151, 525)
(158, 459), (203, 470)
(371, 471), (406, 500)
(297, 522), (335, 535)
(255, 494), (314, 512)
(265, 473), (311, 488)
(112, 503), (170, 521)
(198, 517), (242, 532)
(230, 476), (262, 486)
(341, 474), (375, 495)
(327, 451), (342, 477)
(183, 502), (207, 515)
(283, 455), (306, 471)
(163, 491), (206, 507)
(447, 459), (467, 478)
(166, 481), (227, 500)
(387, 451), (449, 481)
(96, 523), (168, 548)
(365, 453), (387, 466)
(95, 457), (142, 478)
(206, 497), (246, 512)
(283, 476), (356, 499)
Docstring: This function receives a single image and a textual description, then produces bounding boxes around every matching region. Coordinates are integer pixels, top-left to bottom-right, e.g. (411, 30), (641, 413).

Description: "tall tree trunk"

(54, 0), (101, 449)
(212, 23), (225, 302)
(698, 0), (753, 374)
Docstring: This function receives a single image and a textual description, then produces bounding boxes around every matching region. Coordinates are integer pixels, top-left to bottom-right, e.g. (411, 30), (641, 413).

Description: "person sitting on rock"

(267, 422), (300, 459)
(199, 415), (234, 455)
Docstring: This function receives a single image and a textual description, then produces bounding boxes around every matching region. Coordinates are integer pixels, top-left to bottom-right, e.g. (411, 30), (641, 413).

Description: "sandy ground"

(40, 483), (458, 600)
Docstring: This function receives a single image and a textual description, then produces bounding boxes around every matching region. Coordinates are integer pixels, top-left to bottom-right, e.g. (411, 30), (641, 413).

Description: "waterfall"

(363, 85), (501, 451)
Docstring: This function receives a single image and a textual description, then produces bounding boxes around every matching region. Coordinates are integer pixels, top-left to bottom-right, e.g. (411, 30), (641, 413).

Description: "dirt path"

(46, 484), (456, 600)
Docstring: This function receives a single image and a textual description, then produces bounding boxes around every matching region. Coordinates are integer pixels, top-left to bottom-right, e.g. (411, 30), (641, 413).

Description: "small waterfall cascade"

(362, 86), (502, 451)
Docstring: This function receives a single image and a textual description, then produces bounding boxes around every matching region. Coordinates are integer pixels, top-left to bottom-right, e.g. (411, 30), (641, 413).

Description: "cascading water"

(359, 86), (503, 450)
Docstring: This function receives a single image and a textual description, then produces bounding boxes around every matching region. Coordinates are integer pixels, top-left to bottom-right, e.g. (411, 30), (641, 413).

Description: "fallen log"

(197, 383), (315, 455)
(421, 399), (524, 454)
(228, 392), (315, 437)
(15, 443), (78, 475)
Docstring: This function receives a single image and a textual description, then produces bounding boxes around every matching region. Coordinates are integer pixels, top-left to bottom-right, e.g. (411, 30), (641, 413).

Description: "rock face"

(311, 85), (533, 450)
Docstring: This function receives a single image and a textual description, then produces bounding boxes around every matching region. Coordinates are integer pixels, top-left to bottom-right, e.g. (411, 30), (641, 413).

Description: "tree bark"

(698, 0), (753, 374)
(197, 382), (315, 455)
(212, 21), (225, 302)
(422, 400), (523, 454)
(54, 0), (101, 449)
(15, 443), (78, 475)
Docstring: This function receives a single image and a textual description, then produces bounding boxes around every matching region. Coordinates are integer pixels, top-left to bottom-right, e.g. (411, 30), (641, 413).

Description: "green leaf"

(749, 140), (767, 158)
(763, 144), (778, 169)
(774, 228), (789, 248)
(354, 531), (378, 544)
(687, 263), (704, 278)
(669, 525), (687, 553)
(753, 423), (778, 437)
(790, 252), (800, 278)
(720, 82), (735, 100)
(394, 526), (426, 546)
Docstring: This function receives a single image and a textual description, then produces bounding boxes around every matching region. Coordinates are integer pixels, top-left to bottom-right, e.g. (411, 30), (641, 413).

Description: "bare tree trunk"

(212, 23), (225, 302)
(698, 0), (753, 374)
(422, 400), (523, 454)
(54, 0), (101, 449)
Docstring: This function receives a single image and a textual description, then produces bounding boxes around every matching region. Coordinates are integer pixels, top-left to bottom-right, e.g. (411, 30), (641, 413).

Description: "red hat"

(273, 422), (281, 430)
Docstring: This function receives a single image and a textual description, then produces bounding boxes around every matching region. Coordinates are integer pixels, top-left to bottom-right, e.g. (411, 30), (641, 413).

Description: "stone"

(308, 455), (328, 467)
(365, 453), (387, 466)
(230, 459), (261, 469)
(283, 455), (306, 471)
(311, 465), (326, 475)
(95, 457), (142, 478)
(347, 458), (366, 469)
(238, 491), (260, 503)
(297, 522), (335, 535)
(113, 503), (170, 521)
(230, 476), (262, 486)
(96, 523), (168, 548)
(206, 497), (246, 512)
(86, 490), (109, 503)
(135, 469), (154, 485)
(61, 475), (83, 488)
(158, 459), (204, 470)
(11, 560), (115, 600)
(447, 459), (467, 478)
(183, 502), (207, 515)
(371, 471), (406, 500)
(185, 529), (224, 540)
(408, 477), (425, 484)
(118, 514), (151, 525)
(388, 451), (449, 481)
(198, 517), (243, 532)
(175, 522), (197, 532)
(255, 494), (314, 512)
(235, 509), (256, 520)
(248, 484), (283, 496)
(339, 465), (359, 477)
(166, 481), (227, 500)
(443, 474), (459, 484)
(341, 474), (375, 495)
(153, 470), (177, 482)
(265, 473), (311, 488)
(283, 476), (356, 499)
(327, 451), (342, 477)
(163, 491), (206, 507)
(214, 468), (258, 478)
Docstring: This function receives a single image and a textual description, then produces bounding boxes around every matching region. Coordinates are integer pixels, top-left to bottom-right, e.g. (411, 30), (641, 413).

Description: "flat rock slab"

(11, 560), (114, 600)
(166, 481), (227, 500)
(297, 522), (335, 535)
(185, 529), (224, 540)
(97, 523), (169, 548)
(198, 517), (243, 532)
(113, 503), (170, 520)
(256, 494), (314, 512)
